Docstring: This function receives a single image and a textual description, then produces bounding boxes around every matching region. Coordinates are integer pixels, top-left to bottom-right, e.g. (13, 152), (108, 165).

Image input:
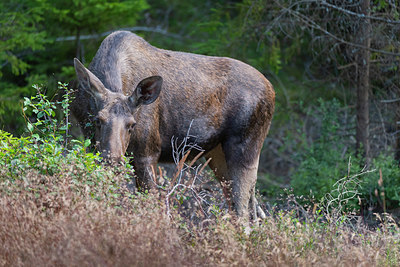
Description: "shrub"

(361, 154), (400, 212)
(291, 99), (400, 213)
(291, 99), (357, 204)
(0, 83), (134, 205)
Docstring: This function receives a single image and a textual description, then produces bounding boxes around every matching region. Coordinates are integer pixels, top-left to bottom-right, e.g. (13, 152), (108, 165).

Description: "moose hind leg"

(249, 187), (257, 221)
(231, 161), (259, 220)
(222, 139), (261, 220)
(205, 144), (232, 208)
(250, 186), (267, 223)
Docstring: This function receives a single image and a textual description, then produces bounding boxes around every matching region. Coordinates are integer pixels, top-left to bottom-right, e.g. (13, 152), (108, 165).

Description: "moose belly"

(158, 117), (223, 162)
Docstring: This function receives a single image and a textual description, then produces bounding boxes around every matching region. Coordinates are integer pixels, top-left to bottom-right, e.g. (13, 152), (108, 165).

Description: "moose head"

(74, 58), (162, 163)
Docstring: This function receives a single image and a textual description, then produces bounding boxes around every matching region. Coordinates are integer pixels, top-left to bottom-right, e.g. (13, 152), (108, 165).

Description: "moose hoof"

(257, 205), (266, 220)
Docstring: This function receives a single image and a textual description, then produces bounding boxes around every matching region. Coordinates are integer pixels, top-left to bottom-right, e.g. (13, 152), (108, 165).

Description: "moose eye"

(93, 116), (104, 127)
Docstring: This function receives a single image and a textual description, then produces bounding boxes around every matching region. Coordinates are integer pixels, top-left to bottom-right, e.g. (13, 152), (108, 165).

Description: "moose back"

(71, 31), (275, 219)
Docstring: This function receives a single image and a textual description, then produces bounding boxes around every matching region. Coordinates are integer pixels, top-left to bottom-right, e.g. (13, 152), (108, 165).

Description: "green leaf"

(84, 139), (91, 148)
(38, 111), (45, 118)
(24, 97), (31, 106)
(27, 122), (33, 132)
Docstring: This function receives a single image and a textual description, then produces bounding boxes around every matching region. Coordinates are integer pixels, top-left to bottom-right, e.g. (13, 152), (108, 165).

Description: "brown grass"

(0, 165), (399, 266)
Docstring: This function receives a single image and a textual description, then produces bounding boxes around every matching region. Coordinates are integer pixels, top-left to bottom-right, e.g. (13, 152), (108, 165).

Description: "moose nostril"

(94, 116), (102, 124)
(127, 121), (136, 130)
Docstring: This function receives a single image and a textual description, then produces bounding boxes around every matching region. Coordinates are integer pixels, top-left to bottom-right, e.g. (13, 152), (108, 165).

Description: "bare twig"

(323, 157), (376, 225)
(271, 0), (400, 56)
(151, 120), (221, 219)
(54, 26), (183, 42)
(289, 7), (400, 57)
(381, 98), (400, 103)
(320, 0), (400, 25)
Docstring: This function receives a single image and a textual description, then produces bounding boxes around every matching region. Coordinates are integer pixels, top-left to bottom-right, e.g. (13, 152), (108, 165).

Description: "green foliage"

(23, 82), (74, 142)
(44, 0), (148, 36)
(0, 83), (134, 204)
(0, 0), (49, 134)
(0, 0), (48, 77)
(291, 99), (349, 201)
(189, 1), (283, 73)
(2, 83), (92, 176)
(291, 99), (400, 212)
(257, 173), (286, 200)
(0, 0), (149, 135)
(363, 155), (400, 209)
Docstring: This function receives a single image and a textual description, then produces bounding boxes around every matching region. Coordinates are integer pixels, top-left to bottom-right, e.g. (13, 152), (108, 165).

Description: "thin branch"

(271, 0), (400, 57)
(54, 26), (183, 42)
(290, 8), (400, 56)
(272, 0), (400, 25)
(381, 98), (400, 103)
(320, 0), (400, 25)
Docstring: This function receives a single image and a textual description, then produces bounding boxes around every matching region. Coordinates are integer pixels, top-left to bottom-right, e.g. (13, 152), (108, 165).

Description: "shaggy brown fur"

(71, 30), (275, 220)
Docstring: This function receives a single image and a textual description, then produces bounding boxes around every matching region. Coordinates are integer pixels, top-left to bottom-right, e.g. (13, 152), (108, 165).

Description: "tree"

(0, 0), (48, 133)
(0, 0), (148, 134)
(44, 0), (148, 61)
(0, 1), (48, 77)
(230, 0), (400, 163)
(355, 0), (371, 164)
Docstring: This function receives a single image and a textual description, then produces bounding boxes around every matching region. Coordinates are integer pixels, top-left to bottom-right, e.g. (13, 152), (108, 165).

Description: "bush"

(0, 83), (134, 204)
(291, 99), (356, 204)
(362, 155), (400, 211)
(291, 99), (400, 213)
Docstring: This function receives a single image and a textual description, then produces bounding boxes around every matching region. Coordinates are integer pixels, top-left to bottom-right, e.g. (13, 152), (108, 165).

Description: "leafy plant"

(291, 99), (353, 202)
(361, 154), (400, 211)
(291, 98), (400, 213)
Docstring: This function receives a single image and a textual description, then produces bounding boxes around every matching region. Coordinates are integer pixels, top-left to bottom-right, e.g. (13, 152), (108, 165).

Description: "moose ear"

(130, 76), (162, 106)
(74, 58), (108, 99)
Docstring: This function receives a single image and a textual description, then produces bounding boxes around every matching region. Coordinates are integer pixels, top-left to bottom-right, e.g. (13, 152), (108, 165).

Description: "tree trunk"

(395, 97), (400, 165)
(355, 0), (371, 166)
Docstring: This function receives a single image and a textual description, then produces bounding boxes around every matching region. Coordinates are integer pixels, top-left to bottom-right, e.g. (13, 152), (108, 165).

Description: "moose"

(71, 31), (275, 220)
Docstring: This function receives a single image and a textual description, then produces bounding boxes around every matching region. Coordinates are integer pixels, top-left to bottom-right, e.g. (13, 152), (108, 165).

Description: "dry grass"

(0, 163), (399, 267)
(0, 167), (199, 266)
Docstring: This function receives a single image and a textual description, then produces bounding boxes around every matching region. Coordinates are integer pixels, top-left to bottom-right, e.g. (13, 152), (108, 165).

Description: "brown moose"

(71, 31), (275, 220)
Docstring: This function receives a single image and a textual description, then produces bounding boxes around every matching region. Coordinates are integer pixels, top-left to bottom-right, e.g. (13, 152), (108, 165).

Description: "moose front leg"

(132, 156), (159, 191)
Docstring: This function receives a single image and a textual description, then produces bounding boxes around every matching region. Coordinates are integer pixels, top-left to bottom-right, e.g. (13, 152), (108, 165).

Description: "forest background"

(1, 0), (400, 217)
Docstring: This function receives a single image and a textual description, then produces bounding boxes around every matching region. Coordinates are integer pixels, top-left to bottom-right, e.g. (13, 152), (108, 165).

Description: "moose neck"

(89, 45), (123, 94)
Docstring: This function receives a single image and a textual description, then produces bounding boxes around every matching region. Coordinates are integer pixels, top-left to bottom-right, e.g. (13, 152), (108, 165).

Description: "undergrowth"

(291, 99), (400, 215)
(0, 85), (399, 266)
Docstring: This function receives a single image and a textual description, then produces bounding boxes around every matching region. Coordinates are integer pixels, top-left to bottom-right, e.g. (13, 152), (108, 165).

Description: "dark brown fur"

(71, 31), (275, 220)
